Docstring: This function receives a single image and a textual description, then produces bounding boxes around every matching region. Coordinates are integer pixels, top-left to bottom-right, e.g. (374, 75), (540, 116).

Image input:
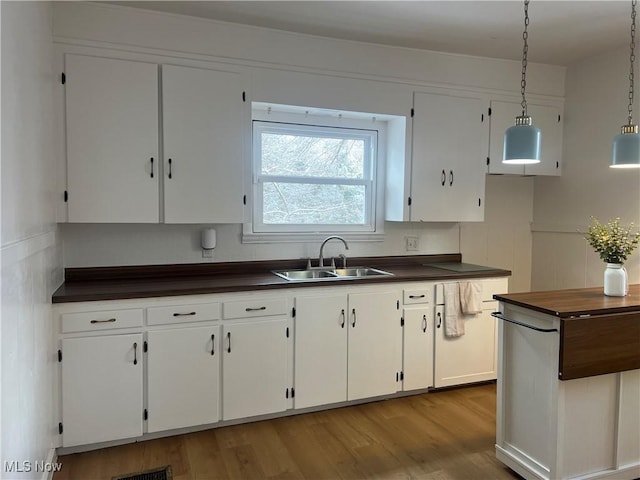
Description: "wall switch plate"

(202, 249), (214, 259)
(405, 236), (419, 251)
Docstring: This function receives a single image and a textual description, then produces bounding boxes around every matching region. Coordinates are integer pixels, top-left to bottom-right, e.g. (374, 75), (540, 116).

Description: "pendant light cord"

(520, 0), (530, 117)
(628, 0), (636, 125)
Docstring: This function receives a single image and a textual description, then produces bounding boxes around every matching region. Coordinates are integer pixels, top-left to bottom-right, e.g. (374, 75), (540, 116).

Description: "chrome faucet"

(317, 236), (349, 269)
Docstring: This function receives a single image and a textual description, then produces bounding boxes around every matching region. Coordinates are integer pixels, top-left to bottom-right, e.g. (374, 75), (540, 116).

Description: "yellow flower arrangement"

(586, 217), (640, 264)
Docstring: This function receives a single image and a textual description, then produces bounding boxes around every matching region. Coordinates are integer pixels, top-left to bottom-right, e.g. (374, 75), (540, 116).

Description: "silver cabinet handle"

(133, 342), (138, 365)
(245, 306), (266, 312)
(90, 318), (116, 324)
(422, 315), (427, 333)
(351, 308), (356, 328)
(437, 312), (442, 329)
(340, 309), (345, 328)
(173, 312), (196, 317)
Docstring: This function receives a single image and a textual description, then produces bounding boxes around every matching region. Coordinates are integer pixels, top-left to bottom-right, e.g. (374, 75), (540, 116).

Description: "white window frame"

(251, 119), (379, 235)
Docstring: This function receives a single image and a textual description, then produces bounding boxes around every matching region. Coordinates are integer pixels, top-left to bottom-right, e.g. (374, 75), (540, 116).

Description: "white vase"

(604, 263), (628, 296)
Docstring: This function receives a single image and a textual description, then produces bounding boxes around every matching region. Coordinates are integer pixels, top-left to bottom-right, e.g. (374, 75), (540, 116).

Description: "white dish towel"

(444, 283), (465, 337)
(459, 281), (482, 314)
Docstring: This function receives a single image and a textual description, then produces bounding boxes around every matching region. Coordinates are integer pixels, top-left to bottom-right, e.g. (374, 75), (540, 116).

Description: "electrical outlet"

(405, 236), (419, 251)
(202, 249), (214, 259)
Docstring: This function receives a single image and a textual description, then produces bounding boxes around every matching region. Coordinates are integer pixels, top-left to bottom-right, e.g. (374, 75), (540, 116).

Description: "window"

(252, 120), (378, 234)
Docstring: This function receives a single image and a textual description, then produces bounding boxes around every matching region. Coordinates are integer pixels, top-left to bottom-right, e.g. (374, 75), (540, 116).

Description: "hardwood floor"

(54, 383), (521, 480)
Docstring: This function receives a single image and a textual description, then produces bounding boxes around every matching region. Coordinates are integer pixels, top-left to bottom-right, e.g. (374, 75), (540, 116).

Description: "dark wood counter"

(495, 285), (640, 380)
(52, 254), (511, 303)
(494, 284), (640, 318)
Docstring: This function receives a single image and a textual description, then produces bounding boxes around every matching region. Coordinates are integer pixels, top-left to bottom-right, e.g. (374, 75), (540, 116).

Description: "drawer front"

(403, 288), (431, 305)
(61, 309), (143, 333)
(223, 298), (288, 320)
(435, 278), (508, 304)
(147, 302), (220, 326)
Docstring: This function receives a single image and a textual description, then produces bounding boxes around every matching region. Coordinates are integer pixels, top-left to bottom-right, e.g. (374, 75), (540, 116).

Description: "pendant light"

(611, 0), (640, 168)
(503, 0), (542, 164)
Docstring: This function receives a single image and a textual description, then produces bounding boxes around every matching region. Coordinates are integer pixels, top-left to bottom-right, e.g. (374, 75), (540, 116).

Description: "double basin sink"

(273, 267), (393, 282)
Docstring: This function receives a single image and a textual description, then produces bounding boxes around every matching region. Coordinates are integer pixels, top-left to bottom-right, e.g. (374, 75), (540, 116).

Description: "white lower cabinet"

(222, 318), (289, 420)
(434, 301), (499, 388)
(347, 291), (401, 400)
(294, 293), (348, 409)
(294, 289), (401, 408)
(147, 325), (220, 432)
(61, 333), (143, 447)
(402, 306), (434, 391)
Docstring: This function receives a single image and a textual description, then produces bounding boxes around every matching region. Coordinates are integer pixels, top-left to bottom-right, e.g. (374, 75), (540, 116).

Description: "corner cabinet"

(487, 100), (563, 176)
(405, 91), (488, 222)
(63, 54), (247, 224)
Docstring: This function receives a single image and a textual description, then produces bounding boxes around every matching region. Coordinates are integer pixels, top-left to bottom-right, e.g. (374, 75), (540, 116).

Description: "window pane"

(263, 183), (366, 225)
(261, 133), (365, 179)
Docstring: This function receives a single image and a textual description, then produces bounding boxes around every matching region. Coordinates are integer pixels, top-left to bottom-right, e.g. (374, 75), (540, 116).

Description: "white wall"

(54, 2), (557, 293)
(532, 48), (640, 291)
(1, 2), (62, 478)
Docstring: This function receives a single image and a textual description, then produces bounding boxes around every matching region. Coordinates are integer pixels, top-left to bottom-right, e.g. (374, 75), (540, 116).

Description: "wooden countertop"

(494, 284), (640, 318)
(52, 254), (511, 303)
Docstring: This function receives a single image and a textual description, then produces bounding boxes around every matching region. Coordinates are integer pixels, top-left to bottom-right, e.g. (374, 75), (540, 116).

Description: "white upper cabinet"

(408, 91), (488, 222)
(63, 55), (246, 224)
(65, 54), (159, 222)
(162, 65), (245, 223)
(488, 100), (563, 176)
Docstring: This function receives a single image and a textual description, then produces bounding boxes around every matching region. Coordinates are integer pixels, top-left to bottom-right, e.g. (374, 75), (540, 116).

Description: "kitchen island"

(494, 285), (640, 480)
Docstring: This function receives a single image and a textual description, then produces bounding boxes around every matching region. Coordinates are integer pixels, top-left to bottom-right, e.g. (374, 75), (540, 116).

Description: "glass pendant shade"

(503, 116), (542, 164)
(611, 125), (640, 168)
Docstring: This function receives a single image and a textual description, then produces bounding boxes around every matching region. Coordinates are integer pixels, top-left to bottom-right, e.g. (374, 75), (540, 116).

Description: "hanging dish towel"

(444, 283), (465, 337)
(459, 281), (482, 314)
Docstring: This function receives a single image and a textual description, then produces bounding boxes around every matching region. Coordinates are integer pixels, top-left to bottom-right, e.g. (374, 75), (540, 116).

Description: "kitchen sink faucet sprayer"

(317, 236), (349, 269)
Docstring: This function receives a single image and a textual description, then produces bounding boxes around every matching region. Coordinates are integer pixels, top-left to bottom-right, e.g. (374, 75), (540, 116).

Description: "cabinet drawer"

(147, 302), (220, 326)
(223, 298), (287, 319)
(403, 288), (431, 305)
(435, 279), (508, 304)
(61, 309), (143, 333)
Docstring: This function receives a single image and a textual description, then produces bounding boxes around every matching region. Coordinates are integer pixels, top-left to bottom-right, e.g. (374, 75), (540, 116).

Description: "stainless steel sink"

(333, 267), (393, 278)
(272, 267), (392, 281)
(272, 269), (339, 281)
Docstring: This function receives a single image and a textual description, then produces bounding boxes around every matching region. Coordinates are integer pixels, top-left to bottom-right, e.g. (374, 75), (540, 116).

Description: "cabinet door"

(61, 334), (143, 447)
(162, 65), (244, 223)
(294, 294), (348, 409)
(65, 55), (159, 222)
(403, 307), (434, 391)
(434, 302), (498, 388)
(410, 92), (487, 222)
(222, 318), (288, 420)
(488, 100), (563, 176)
(348, 291), (401, 400)
(147, 325), (220, 433)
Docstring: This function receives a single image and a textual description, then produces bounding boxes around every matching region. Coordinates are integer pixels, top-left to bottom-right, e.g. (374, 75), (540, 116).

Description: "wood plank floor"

(54, 383), (522, 480)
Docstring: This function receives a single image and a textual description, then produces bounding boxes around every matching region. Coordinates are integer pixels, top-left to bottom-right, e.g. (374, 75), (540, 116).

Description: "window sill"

(241, 228), (385, 244)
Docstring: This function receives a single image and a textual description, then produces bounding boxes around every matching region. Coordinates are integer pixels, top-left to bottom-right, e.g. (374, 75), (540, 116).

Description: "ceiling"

(104, 1), (633, 66)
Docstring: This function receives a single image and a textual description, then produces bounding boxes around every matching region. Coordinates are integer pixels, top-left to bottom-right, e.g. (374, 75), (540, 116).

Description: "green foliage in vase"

(586, 217), (640, 264)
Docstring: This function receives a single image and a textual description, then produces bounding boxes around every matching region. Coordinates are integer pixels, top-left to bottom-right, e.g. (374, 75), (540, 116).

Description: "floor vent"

(112, 465), (172, 480)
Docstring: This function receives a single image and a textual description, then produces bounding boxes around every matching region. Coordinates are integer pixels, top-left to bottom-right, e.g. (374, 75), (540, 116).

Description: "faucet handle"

(338, 254), (347, 268)
(330, 257), (336, 268)
(306, 258), (312, 269)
